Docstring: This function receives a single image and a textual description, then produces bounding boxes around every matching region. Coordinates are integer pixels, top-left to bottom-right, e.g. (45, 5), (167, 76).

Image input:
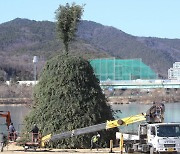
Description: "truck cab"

(147, 123), (180, 153)
(118, 123), (180, 153)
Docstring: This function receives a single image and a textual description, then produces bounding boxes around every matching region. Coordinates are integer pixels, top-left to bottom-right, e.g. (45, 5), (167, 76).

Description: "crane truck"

(24, 103), (180, 153)
(116, 103), (180, 153)
(117, 122), (180, 153)
(24, 113), (147, 151)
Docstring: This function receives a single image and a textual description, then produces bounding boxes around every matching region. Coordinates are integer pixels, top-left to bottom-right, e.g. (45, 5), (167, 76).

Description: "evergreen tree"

(24, 54), (117, 148)
(55, 3), (84, 55)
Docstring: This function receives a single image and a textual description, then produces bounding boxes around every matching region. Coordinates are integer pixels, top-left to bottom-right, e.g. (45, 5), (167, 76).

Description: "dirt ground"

(3, 143), (180, 154)
(2, 143), (125, 154)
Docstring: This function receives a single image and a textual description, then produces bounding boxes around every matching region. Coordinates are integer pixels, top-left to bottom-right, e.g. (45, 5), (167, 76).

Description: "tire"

(0, 147), (3, 152)
(125, 144), (134, 153)
(150, 147), (154, 154)
(0, 143), (4, 152)
(133, 144), (138, 152)
(141, 144), (149, 153)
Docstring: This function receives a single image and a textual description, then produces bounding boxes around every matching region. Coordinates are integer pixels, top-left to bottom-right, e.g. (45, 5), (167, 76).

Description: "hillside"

(77, 21), (179, 78)
(0, 18), (109, 80)
(0, 18), (180, 80)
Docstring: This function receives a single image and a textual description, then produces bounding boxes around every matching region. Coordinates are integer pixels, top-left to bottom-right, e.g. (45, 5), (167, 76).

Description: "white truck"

(117, 122), (180, 153)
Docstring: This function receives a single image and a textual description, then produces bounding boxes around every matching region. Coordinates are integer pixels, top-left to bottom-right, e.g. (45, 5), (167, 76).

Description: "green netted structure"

(90, 58), (157, 81)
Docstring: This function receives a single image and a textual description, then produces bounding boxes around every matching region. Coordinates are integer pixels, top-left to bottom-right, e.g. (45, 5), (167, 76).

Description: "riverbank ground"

(3, 143), (180, 154)
(2, 143), (130, 153)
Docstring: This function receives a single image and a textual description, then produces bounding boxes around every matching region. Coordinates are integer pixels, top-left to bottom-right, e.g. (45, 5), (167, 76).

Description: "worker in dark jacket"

(0, 132), (6, 152)
(146, 102), (165, 123)
(31, 124), (39, 142)
(9, 123), (16, 141)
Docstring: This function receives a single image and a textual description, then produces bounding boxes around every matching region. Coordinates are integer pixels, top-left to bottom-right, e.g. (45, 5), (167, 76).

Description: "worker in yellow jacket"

(90, 133), (100, 150)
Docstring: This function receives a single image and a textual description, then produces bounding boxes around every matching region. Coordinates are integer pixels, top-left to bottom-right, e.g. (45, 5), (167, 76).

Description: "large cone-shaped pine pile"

(24, 54), (117, 148)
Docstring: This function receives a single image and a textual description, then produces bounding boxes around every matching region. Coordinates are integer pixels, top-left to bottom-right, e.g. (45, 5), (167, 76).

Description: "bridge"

(5, 80), (180, 89)
(100, 79), (180, 89)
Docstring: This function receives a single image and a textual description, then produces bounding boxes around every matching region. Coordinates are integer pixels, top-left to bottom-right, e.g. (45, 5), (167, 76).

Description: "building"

(90, 58), (157, 81)
(168, 62), (180, 80)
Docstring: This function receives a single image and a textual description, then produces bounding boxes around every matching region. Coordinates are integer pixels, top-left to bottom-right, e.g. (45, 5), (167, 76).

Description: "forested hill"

(0, 18), (180, 80)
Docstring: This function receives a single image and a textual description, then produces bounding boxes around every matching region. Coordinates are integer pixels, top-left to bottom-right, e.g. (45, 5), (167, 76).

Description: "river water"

(0, 103), (180, 134)
(0, 104), (30, 134)
(111, 102), (180, 133)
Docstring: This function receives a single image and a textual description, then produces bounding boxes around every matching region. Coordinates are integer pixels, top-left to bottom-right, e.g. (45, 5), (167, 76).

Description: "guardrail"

(100, 79), (180, 89)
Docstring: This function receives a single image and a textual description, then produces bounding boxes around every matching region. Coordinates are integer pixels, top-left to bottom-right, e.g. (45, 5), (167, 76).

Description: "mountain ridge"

(0, 18), (179, 80)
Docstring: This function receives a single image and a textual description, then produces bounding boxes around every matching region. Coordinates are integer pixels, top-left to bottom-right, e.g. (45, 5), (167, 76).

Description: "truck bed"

(116, 132), (139, 140)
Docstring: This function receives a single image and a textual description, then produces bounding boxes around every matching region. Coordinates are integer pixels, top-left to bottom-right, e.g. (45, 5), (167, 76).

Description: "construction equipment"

(116, 123), (180, 153)
(0, 111), (11, 128)
(40, 103), (164, 146)
(40, 113), (147, 146)
(116, 103), (180, 153)
(0, 111), (12, 152)
(24, 135), (41, 152)
(0, 111), (17, 141)
(24, 103), (167, 151)
(23, 113), (147, 151)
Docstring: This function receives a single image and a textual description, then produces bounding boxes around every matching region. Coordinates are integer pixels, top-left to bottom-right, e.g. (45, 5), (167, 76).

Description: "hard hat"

(97, 134), (100, 137)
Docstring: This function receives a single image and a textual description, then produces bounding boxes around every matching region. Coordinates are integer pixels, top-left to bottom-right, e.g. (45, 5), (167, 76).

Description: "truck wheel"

(125, 144), (134, 153)
(150, 147), (154, 154)
(133, 144), (138, 152)
(0, 143), (4, 152)
(24, 145), (28, 152)
(0, 147), (3, 152)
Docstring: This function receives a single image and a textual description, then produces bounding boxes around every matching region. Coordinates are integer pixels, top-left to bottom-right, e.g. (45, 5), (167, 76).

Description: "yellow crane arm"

(106, 113), (146, 129)
(40, 134), (52, 147)
(40, 113), (146, 147)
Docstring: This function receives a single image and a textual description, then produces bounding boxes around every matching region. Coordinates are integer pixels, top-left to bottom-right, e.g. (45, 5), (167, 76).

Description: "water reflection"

(0, 103), (179, 135)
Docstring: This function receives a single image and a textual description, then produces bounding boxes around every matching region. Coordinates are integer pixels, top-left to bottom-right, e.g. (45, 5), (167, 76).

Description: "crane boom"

(106, 113), (146, 129)
(41, 113), (146, 147)
(39, 103), (165, 147)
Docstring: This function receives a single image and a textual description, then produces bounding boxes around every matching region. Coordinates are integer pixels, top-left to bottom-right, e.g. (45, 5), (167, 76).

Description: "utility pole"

(33, 56), (38, 85)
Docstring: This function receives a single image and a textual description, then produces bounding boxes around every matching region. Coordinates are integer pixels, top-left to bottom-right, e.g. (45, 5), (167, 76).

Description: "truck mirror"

(151, 127), (155, 135)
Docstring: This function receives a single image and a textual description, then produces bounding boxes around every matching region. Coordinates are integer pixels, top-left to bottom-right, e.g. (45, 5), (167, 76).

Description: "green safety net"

(90, 58), (157, 81)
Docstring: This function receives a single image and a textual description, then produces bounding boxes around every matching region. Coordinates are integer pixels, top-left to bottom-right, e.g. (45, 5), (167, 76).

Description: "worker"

(146, 102), (165, 123)
(90, 133), (100, 150)
(159, 103), (165, 122)
(0, 132), (6, 152)
(31, 124), (39, 142)
(160, 103), (165, 113)
(146, 102), (155, 123)
(9, 123), (16, 141)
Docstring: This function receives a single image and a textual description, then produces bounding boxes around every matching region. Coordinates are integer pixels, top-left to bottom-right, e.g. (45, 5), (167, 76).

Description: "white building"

(6, 80), (38, 86)
(168, 62), (180, 80)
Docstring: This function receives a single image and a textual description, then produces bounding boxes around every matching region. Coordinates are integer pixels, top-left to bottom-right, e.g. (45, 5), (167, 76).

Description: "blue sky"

(1, 0), (180, 39)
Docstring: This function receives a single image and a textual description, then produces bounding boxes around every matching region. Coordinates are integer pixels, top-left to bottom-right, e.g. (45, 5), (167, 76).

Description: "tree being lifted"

(55, 3), (83, 55)
(23, 3), (117, 148)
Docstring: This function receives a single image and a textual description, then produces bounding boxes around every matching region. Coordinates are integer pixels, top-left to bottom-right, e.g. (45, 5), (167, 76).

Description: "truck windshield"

(157, 125), (180, 137)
